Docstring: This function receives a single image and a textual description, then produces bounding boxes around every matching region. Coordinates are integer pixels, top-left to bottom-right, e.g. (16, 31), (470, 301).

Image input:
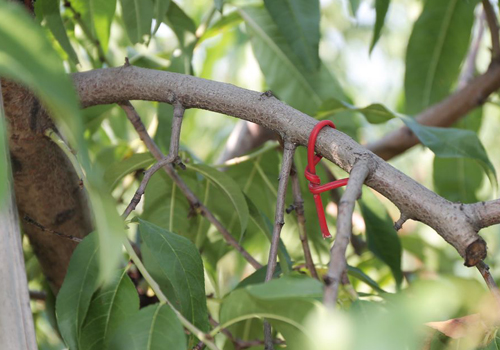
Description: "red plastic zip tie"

(304, 120), (349, 239)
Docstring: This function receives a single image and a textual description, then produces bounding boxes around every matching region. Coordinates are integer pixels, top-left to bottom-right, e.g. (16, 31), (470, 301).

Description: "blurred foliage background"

(10, 0), (500, 348)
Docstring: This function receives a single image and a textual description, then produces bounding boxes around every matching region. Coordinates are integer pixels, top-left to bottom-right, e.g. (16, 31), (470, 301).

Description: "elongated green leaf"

(263, 0), (320, 71)
(80, 269), (139, 350)
(104, 152), (155, 190)
(236, 265), (282, 289)
(370, 0), (390, 53)
(347, 265), (388, 294)
(109, 304), (186, 350)
(187, 163), (249, 238)
(165, 2), (197, 74)
(215, 0), (224, 12)
(359, 189), (403, 287)
(432, 109), (484, 203)
(152, 0), (171, 34)
(318, 98), (397, 124)
(220, 276), (320, 350)
(92, 0), (117, 53)
(239, 5), (345, 115)
(199, 11), (243, 43)
(402, 116), (497, 187)
(349, 0), (361, 15)
(39, 0), (79, 63)
(139, 219), (209, 332)
(56, 233), (100, 350)
(120, 0), (153, 44)
(405, 0), (478, 114)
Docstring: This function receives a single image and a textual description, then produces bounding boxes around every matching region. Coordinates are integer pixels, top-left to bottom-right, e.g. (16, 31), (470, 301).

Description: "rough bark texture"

(73, 66), (493, 265)
(2, 80), (92, 293)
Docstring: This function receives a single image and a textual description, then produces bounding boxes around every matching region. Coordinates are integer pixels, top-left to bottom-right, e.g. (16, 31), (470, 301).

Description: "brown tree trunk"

(2, 80), (92, 293)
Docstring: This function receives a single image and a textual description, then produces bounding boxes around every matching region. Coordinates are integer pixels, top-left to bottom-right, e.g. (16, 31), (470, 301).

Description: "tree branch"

(366, 61), (500, 160)
(482, 0), (500, 61)
(119, 101), (262, 270)
(265, 141), (295, 281)
(323, 158), (372, 307)
(289, 163), (319, 280)
(72, 66), (495, 267)
(465, 199), (500, 229)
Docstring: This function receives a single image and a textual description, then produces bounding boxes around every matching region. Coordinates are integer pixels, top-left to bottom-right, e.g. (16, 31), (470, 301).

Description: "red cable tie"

(304, 120), (349, 239)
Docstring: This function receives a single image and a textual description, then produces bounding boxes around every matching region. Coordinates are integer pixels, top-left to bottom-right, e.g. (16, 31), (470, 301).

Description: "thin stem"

(476, 262), (500, 312)
(121, 157), (173, 219)
(119, 101), (262, 269)
(263, 141), (295, 350)
(289, 163), (318, 280)
(323, 158), (371, 307)
(482, 0), (500, 61)
(123, 240), (220, 350)
(264, 142), (296, 281)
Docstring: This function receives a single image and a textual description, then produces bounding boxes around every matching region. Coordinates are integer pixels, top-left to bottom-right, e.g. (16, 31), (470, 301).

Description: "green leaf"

(215, 0), (224, 13)
(348, 0), (361, 15)
(104, 152), (155, 190)
(152, 0), (171, 34)
(199, 10), (243, 43)
(402, 116), (497, 188)
(80, 269), (139, 350)
(220, 276), (320, 350)
(432, 109), (484, 203)
(359, 189), (403, 287)
(165, 2), (197, 74)
(120, 0), (154, 44)
(139, 219), (210, 332)
(56, 232), (100, 350)
(346, 265), (388, 294)
(39, 0), (79, 63)
(404, 0), (479, 114)
(92, 0), (117, 53)
(263, 0), (320, 71)
(318, 98), (397, 124)
(246, 275), (323, 300)
(370, 0), (390, 53)
(235, 264), (282, 290)
(109, 304), (186, 350)
(239, 5), (345, 115)
(246, 195), (291, 273)
(187, 163), (249, 238)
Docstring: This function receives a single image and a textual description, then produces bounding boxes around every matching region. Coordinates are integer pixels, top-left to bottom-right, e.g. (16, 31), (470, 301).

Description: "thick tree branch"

(72, 66), (495, 266)
(119, 101), (262, 270)
(366, 61), (500, 160)
(323, 158), (372, 307)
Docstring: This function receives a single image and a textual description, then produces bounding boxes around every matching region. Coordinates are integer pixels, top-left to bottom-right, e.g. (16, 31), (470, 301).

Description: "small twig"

(290, 163), (319, 280)
(209, 315), (284, 350)
(323, 158), (372, 307)
(119, 102), (262, 269)
(29, 290), (47, 301)
(476, 262), (500, 312)
(121, 157), (174, 219)
(264, 142), (296, 281)
(459, 9), (485, 88)
(167, 101), (186, 169)
(192, 341), (205, 350)
(482, 0), (500, 61)
(23, 215), (83, 243)
(394, 212), (410, 231)
(263, 141), (295, 350)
